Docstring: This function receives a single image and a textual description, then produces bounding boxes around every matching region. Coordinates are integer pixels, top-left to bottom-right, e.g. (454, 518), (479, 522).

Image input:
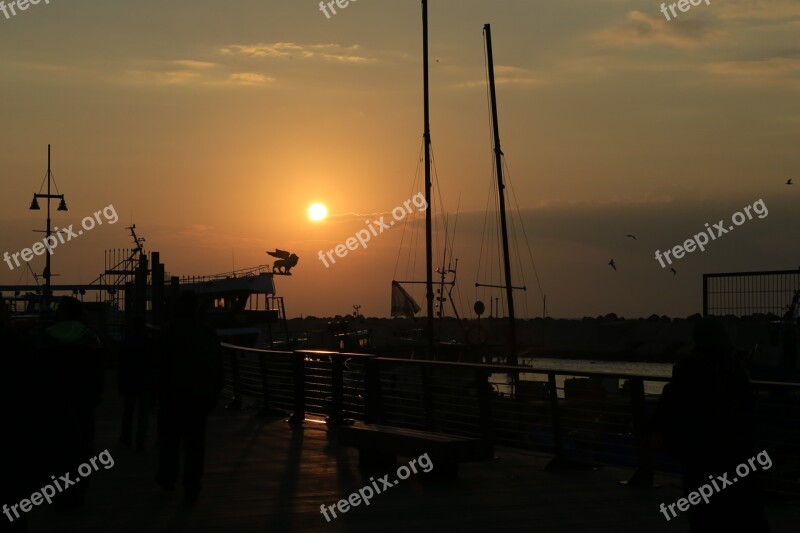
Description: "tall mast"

(45, 144), (52, 303)
(423, 0), (434, 357)
(484, 24), (517, 367)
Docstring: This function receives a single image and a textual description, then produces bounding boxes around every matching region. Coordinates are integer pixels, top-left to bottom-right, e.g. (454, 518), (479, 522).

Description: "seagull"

(670, 267), (677, 276)
(609, 259), (616, 271)
(787, 179), (793, 185)
(626, 234), (637, 240)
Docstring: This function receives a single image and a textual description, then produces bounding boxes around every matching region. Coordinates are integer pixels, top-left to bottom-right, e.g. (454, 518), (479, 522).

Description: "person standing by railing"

(155, 290), (223, 504)
(651, 317), (771, 532)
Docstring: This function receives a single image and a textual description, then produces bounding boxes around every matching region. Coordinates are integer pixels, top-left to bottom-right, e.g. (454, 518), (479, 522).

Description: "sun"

(308, 202), (328, 221)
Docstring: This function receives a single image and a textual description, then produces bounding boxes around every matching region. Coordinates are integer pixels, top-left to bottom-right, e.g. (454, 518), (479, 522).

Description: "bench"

(337, 422), (492, 478)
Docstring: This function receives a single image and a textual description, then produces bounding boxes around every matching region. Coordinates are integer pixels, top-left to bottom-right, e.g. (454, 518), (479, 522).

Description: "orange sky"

(1, 0), (798, 318)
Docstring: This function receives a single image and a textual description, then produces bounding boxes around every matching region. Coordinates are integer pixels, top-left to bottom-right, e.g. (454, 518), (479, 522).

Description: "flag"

(391, 281), (420, 317)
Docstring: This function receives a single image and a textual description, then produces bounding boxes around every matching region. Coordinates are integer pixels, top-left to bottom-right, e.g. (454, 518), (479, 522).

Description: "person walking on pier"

(119, 315), (154, 451)
(155, 290), (223, 504)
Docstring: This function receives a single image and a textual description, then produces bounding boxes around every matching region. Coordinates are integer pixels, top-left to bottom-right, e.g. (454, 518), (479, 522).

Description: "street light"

(30, 144), (68, 308)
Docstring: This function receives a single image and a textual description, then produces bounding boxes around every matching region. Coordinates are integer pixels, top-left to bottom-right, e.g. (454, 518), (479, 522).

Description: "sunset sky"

(1, 0), (798, 319)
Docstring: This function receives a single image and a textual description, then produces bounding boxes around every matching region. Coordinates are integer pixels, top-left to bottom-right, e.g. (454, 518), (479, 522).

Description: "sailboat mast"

(484, 24), (518, 366)
(423, 0), (434, 356)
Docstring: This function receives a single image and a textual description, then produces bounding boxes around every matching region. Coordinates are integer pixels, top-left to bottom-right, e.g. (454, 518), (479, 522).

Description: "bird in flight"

(609, 259), (616, 271)
(787, 179), (793, 185)
(626, 234), (637, 240)
(670, 268), (677, 276)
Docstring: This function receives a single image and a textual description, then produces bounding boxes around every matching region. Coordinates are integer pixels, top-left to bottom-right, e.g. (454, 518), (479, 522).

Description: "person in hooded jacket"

(32, 296), (105, 510)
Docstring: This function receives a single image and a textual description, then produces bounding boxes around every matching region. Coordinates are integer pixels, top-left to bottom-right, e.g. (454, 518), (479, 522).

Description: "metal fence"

(221, 343), (800, 497)
(703, 269), (800, 318)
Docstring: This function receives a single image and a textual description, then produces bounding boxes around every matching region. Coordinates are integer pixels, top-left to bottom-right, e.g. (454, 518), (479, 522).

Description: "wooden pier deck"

(24, 373), (800, 533)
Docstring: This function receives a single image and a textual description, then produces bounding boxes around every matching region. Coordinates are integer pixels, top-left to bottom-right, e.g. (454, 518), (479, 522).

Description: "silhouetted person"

(0, 297), (35, 532)
(651, 318), (770, 532)
(119, 316), (154, 450)
(155, 291), (223, 504)
(33, 296), (105, 510)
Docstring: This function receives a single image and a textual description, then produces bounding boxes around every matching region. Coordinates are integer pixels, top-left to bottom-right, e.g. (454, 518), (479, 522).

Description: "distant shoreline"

(284, 314), (796, 366)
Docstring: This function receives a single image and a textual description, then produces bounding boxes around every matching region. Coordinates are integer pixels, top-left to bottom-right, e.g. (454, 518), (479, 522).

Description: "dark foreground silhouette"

(155, 290), (223, 504)
(1, 296), (105, 532)
(652, 317), (771, 532)
(119, 315), (155, 451)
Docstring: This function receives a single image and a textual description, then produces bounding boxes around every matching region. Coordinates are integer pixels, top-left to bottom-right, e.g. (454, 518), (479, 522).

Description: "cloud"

(12, 62), (74, 74)
(118, 59), (218, 85)
(592, 10), (719, 49)
(171, 60), (217, 70)
(458, 65), (547, 88)
(221, 43), (374, 64)
(123, 69), (201, 85)
(226, 72), (274, 86)
(706, 57), (800, 88)
(118, 59), (277, 87)
(717, 0), (800, 22)
(527, 193), (677, 211)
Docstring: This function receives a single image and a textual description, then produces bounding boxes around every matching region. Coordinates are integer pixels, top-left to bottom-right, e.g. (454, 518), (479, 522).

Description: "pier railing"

(221, 343), (800, 497)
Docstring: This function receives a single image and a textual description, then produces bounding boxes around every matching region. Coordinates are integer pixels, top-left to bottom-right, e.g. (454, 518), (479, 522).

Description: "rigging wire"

(394, 140), (425, 284)
(431, 144), (457, 318)
(394, 136), (456, 317)
(504, 157), (545, 309)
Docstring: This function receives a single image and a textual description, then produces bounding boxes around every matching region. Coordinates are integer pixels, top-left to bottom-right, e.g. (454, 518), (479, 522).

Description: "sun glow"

(308, 203), (328, 221)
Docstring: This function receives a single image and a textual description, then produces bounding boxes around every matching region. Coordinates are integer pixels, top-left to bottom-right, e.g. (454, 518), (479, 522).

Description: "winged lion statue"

(267, 249), (299, 274)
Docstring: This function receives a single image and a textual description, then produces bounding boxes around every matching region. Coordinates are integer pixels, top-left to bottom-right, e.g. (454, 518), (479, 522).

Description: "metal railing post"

(364, 357), (383, 424)
(327, 354), (344, 426)
(257, 351), (273, 416)
(476, 368), (494, 457)
(421, 364), (436, 430)
(545, 372), (566, 469)
(624, 377), (654, 487)
(288, 351), (306, 426)
(226, 348), (243, 410)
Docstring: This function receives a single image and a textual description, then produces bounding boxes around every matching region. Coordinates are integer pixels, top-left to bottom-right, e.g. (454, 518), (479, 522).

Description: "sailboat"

(389, 0), (455, 359)
(390, 2), (534, 375)
(479, 22), (521, 369)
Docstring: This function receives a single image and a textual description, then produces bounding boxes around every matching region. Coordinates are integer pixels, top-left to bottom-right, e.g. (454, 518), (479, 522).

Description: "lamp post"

(29, 144), (68, 308)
